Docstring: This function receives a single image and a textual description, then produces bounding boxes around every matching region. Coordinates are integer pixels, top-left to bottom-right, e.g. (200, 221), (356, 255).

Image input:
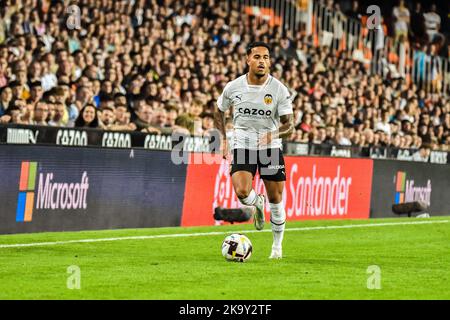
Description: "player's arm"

(274, 85), (294, 140)
(213, 106), (227, 142)
(214, 84), (232, 159)
(275, 114), (294, 140)
(214, 106), (230, 160)
(259, 114), (294, 146)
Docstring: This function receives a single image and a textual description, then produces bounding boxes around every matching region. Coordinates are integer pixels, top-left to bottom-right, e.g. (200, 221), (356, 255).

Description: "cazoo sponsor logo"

(57, 129), (88, 146)
(102, 132), (131, 148)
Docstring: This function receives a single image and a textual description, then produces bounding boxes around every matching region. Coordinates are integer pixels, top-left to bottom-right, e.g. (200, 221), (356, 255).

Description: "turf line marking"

(0, 220), (448, 249)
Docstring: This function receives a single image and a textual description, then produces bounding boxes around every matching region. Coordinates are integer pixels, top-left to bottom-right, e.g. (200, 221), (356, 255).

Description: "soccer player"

(214, 42), (294, 259)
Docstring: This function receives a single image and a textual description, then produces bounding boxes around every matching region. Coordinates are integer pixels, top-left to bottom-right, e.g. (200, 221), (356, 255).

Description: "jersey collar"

(245, 73), (271, 92)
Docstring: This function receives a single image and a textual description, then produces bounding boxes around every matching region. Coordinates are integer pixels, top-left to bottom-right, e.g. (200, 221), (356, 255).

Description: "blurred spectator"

(151, 107), (173, 135)
(100, 106), (116, 128)
(0, 86), (13, 117)
(412, 135), (423, 149)
(298, 113), (312, 133)
(8, 105), (24, 124)
(392, 0), (410, 43)
(390, 133), (401, 148)
(33, 101), (49, 126)
(165, 105), (179, 128)
(134, 104), (160, 134)
(375, 110), (392, 135)
(423, 4), (441, 43)
(412, 144), (431, 162)
(28, 82), (44, 105)
(175, 112), (195, 135)
(48, 101), (68, 127)
(334, 128), (351, 146)
(75, 104), (101, 129)
(410, 2), (426, 44)
(108, 104), (136, 131)
(345, 0), (362, 21)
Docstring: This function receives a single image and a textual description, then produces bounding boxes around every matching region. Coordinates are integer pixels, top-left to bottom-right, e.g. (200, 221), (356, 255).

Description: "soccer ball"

(221, 233), (253, 262)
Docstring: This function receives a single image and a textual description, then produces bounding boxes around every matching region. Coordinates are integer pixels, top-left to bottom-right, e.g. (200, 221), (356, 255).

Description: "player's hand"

(258, 131), (273, 146)
(221, 139), (230, 161)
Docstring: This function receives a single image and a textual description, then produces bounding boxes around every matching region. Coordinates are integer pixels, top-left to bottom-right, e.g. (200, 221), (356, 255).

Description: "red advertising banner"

(181, 154), (373, 226)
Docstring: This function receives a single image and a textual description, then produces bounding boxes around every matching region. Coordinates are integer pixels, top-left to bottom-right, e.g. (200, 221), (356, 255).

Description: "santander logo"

(287, 164), (353, 217)
(211, 160), (358, 219)
(181, 156), (371, 227)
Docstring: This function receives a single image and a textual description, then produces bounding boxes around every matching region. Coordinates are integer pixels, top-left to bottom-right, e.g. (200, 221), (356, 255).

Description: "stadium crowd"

(344, 0), (449, 58)
(0, 0), (449, 152)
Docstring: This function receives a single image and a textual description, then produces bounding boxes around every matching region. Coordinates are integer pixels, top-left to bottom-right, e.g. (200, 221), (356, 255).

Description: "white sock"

(269, 202), (286, 249)
(238, 189), (257, 206)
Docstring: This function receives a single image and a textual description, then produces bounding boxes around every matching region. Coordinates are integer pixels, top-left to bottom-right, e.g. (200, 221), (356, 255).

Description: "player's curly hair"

(246, 41), (271, 56)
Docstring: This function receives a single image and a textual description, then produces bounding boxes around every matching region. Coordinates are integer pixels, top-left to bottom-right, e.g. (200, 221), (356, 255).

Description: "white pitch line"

(0, 219), (448, 249)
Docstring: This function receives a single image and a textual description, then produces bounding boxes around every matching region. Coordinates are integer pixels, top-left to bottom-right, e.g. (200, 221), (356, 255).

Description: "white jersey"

(217, 74), (293, 150)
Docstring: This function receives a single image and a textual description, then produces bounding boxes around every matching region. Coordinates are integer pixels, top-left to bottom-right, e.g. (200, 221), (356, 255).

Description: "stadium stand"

(0, 0), (448, 152)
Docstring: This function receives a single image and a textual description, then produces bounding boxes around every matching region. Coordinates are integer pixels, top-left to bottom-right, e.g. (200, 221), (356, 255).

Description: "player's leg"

(263, 179), (286, 259)
(230, 149), (265, 230)
(259, 148), (286, 259)
(231, 170), (255, 203)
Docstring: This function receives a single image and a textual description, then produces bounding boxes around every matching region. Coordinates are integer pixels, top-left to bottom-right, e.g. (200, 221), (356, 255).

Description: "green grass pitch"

(0, 217), (449, 299)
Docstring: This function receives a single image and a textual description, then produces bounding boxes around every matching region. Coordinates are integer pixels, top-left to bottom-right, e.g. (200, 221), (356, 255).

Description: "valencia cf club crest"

(264, 94), (273, 105)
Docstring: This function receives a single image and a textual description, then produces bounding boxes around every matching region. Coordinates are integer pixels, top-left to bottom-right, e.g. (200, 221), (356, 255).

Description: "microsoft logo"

(15, 161), (89, 222)
(394, 171), (406, 204)
(16, 161), (38, 222)
(394, 171), (432, 206)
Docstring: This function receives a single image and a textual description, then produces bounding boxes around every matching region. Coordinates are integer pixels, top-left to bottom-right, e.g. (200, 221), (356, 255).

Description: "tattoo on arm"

(213, 107), (227, 140)
(276, 114), (294, 140)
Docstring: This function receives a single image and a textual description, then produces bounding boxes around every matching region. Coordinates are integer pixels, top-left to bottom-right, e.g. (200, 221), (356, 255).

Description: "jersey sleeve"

(217, 83), (232, 112)
(277, 84), (293, 116)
